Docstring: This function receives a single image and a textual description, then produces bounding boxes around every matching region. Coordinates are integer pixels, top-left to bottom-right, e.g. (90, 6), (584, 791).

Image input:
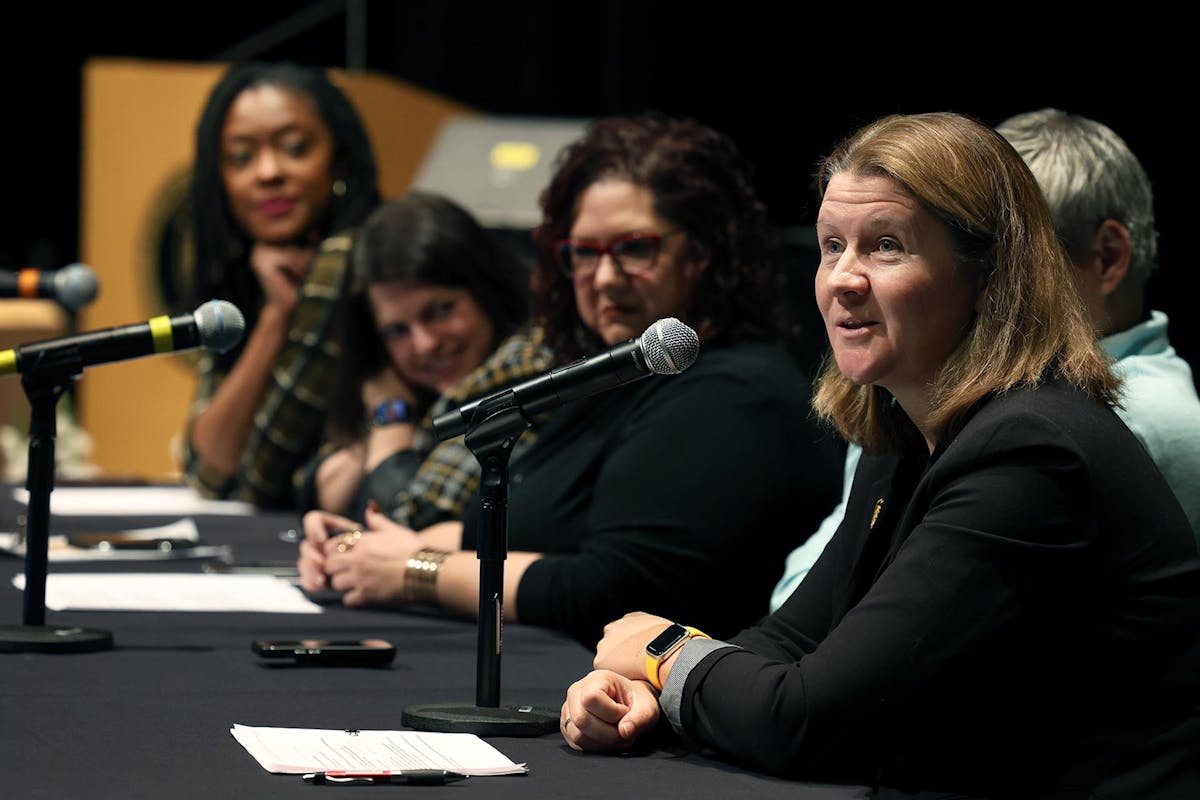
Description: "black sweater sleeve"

(511, 343), (843, 645)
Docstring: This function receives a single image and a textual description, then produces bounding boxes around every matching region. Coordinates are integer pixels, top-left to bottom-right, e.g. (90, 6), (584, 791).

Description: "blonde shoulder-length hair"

(813, 112), (1119, 453)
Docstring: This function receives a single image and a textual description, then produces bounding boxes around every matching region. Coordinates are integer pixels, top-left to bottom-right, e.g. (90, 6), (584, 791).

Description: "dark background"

(3, 2), (1196, 375)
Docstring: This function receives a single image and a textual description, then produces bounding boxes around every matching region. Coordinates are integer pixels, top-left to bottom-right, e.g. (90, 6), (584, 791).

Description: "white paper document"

(10, 572), (322, 613)
(230, 724), (529, 775)
(11, 485), (255, 517)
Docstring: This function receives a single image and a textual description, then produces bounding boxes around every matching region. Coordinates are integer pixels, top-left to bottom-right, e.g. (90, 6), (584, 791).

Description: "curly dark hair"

(326, 191), (532, 443)
(189, 61), (380, 361)
(532, 113), (788, 363)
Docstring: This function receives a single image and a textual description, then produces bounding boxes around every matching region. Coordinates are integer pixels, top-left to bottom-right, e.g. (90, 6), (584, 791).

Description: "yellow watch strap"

(644, 625), (709, 691)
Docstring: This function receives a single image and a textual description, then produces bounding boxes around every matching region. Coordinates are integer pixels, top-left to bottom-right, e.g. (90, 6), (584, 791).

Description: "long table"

(0, 487), (870, 799)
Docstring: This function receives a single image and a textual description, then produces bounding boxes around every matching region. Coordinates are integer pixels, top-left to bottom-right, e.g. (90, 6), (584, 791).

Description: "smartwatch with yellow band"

(644, 623), (709, 691)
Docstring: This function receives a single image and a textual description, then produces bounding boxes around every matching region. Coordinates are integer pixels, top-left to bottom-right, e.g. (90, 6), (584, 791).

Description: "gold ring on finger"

(336, 530), (363, 553)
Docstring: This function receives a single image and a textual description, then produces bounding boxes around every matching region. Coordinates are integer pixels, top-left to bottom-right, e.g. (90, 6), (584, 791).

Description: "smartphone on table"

(252, 638), (396, 667)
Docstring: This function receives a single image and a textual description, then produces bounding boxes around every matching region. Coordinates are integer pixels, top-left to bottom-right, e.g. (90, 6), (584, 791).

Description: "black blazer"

(678, 379), (1200, 798)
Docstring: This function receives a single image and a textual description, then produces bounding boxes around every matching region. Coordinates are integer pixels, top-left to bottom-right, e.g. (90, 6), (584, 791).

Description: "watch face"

(645, 623), (689, 659)
(374, 399), (411, 426)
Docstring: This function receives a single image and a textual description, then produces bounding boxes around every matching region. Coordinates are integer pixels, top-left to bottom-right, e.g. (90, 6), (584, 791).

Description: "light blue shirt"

(1102, 311), (1200, 538)
(769, 310), (1200, 612)
(769, 445), (860, 612)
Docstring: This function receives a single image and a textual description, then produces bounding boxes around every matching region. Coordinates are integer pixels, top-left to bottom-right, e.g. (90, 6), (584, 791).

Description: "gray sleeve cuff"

(659, 638), (739, 735)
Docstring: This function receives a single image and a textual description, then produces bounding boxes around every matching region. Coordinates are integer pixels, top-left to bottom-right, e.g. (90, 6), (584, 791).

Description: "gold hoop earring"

(332, 178), (348, 197)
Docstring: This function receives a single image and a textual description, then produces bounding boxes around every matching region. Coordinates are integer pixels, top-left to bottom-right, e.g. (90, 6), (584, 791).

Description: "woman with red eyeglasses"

(297, 114), (843, 646)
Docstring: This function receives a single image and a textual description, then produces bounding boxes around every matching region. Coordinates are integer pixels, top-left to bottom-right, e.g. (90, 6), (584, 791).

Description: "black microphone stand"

(401, 392), (558, 735)
(0, 353), (112, 652)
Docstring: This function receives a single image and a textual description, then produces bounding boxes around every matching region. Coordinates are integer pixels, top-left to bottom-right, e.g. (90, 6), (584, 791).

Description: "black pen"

(302, 769), (469, 785)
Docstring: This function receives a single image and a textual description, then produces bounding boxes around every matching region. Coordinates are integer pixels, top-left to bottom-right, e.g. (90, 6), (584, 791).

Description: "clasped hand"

(560, 612), (675, 753)
(297, 506), (420, 606)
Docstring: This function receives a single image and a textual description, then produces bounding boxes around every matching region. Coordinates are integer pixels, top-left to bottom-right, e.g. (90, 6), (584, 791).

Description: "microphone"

(0, 263), (100, 312)
(434, 317), (700, 440)
(0, 299), (246, 377)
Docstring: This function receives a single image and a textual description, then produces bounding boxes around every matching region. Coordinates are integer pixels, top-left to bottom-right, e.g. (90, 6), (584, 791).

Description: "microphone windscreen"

(639, 318), (699, 375)
(52, 263), (100, 312)
(193, 300), (246, 354)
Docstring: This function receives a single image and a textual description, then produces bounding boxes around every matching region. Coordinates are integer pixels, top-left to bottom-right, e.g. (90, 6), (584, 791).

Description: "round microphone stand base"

(401, 702), (559, 737)
(0, 624), (113, 653)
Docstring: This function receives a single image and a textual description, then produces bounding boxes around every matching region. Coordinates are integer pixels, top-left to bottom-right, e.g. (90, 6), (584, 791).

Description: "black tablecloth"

(0, 488), (869, 800)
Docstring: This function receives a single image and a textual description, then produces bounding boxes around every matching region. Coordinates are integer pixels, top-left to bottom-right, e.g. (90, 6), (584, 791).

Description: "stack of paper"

(11, 485), (255, 516)
(11, 573), (322, 614)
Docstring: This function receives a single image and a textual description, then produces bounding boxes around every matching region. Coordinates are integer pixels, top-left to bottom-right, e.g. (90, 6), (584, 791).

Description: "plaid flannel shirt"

(183, 233), (352, 508)
(383, 328), (553, 529)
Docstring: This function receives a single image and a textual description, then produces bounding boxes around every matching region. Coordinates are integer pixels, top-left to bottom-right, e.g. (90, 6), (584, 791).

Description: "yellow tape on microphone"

(147, 315), (174, 353)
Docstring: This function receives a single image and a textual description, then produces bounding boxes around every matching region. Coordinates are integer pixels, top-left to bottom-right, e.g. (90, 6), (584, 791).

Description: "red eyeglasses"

(554, 230), (682, 280)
